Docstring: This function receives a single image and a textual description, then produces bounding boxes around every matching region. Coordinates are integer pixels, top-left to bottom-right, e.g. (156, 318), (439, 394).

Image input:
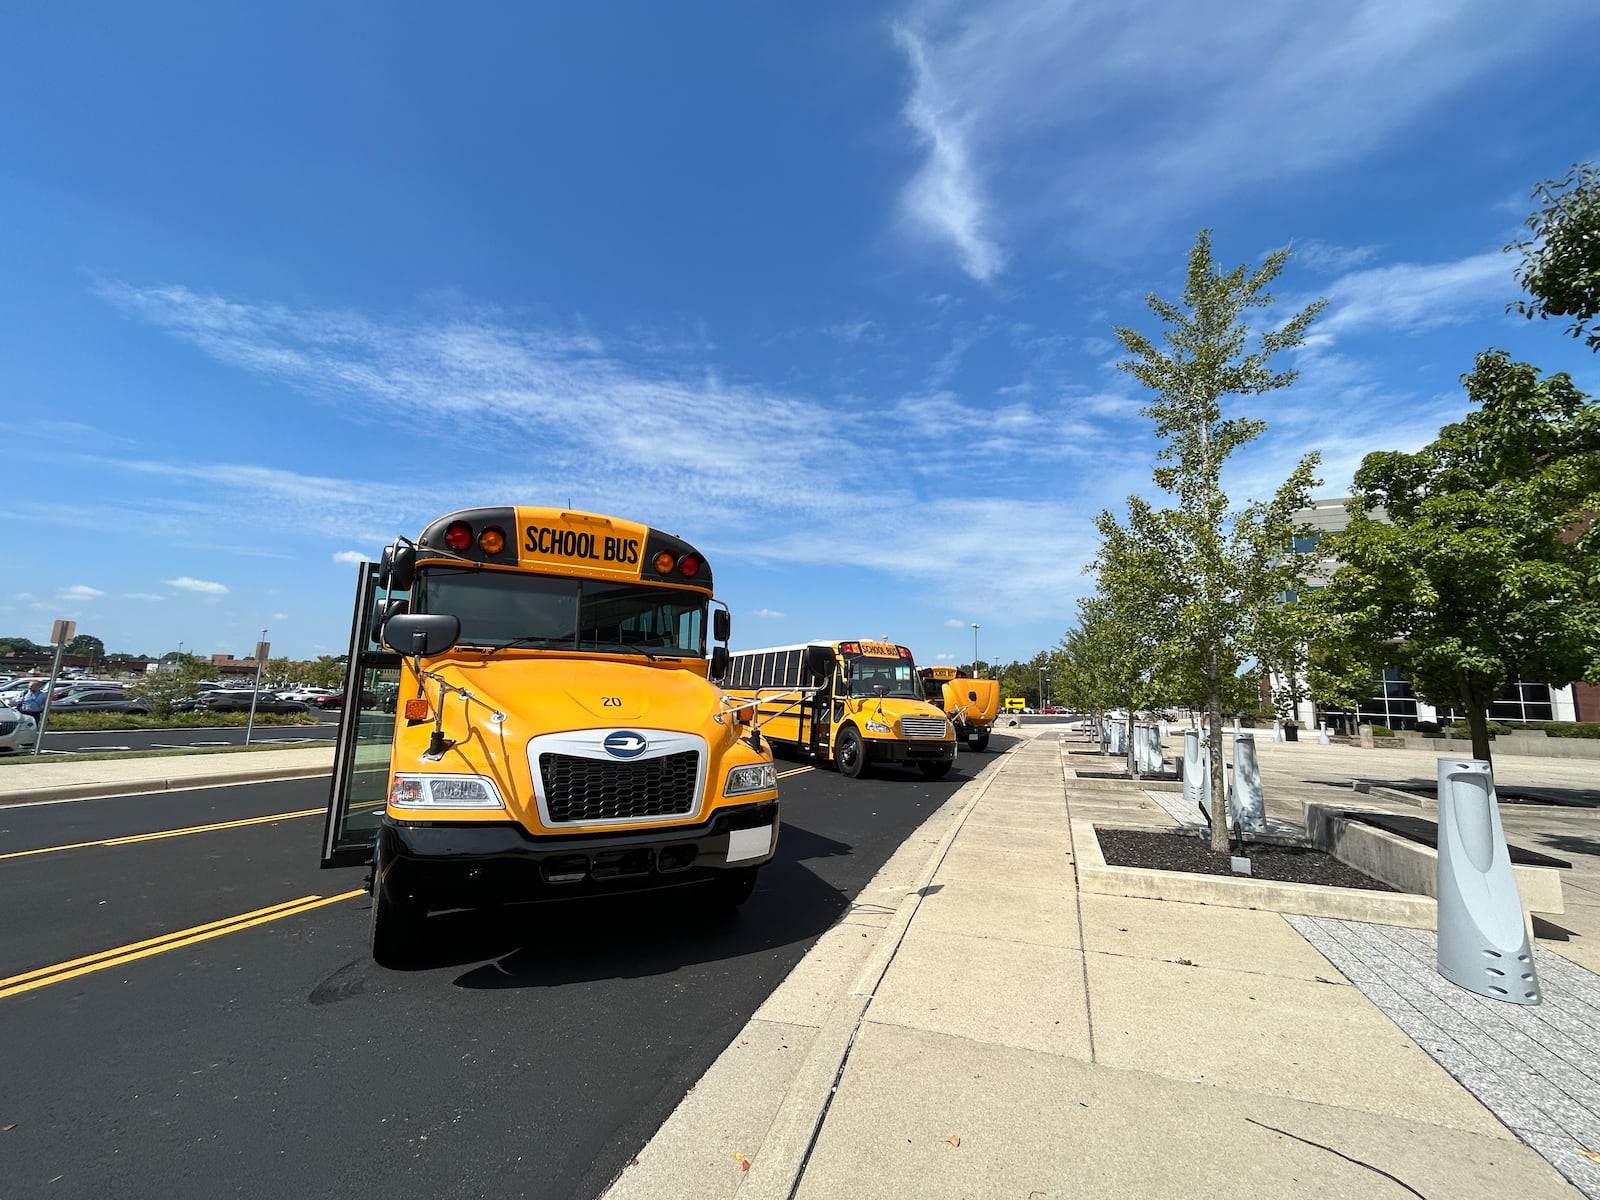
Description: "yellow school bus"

(920, 667), (1001, 753)
(720, 640), (955, 780)
(321, 507), (779, 965)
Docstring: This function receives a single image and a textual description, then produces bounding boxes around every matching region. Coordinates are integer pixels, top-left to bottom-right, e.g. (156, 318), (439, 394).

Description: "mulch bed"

(1095, 828), (1400, 892)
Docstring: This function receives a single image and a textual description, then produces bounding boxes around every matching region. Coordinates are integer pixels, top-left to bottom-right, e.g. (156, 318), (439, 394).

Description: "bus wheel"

(835, 727), (867, 779)
(707, 867), (758, 909)
(919, 760), (953, 780)
(969, 732), (990, 753)
(369, 872), (425, 968)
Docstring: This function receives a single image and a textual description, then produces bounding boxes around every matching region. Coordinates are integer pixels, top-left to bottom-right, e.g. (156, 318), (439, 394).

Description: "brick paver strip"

(1288, 914), (1600, 1197)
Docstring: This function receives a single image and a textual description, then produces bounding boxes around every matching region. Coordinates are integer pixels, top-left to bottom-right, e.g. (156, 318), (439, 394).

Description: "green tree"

(1509, 162), (1600, 351)
(129, 656), (210, 717)
(1308, 351), (1600, 763)
(306, 655), (347, 688)
(1105, 230), (1324, 849)
(66, 633), (105, 659)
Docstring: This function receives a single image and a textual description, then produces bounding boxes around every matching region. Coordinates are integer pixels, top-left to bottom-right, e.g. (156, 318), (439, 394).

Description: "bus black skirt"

(379, 799), (778, 907)
(867, 740), (956, 767)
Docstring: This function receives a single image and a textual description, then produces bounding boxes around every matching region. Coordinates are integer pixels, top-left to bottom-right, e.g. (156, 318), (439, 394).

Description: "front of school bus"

(365, 507), (777, 958)
(831, 641), (957, 779)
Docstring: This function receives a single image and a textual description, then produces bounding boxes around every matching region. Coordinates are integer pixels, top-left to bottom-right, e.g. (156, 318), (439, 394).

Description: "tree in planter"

(129, 656), (211, 717)
(1306, 351), (1600, 764)
(1509, 161), (1600, 352)
(1105, 230), (1325, 850)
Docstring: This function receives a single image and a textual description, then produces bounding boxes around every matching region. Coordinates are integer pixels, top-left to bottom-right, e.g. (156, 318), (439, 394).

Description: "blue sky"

(7, 1), (1599, 668)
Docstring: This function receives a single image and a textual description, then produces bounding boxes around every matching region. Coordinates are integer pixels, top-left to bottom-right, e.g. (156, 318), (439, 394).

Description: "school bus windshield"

(848, 656), (922, 700)
(417, 566), (706, 655)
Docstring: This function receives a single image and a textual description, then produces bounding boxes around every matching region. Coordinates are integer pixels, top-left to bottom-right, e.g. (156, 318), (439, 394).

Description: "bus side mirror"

(389, 544), (416, 591)
(370, 598), (408, 646)
(710, 646), (729, 681)
(384, 613), (459, 657)
(377, 545), (393, 589)
(713, 609), (730, 642)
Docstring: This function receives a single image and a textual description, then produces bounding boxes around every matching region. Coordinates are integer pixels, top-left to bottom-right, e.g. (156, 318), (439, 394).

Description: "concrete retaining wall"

(1303, 803), (1565, 917)
(1397, 731), (1600, 760)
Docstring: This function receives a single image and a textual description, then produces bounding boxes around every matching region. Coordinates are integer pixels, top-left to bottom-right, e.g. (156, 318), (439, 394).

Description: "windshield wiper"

(484, 635), (576, 656)
(581, 640), (658, 661)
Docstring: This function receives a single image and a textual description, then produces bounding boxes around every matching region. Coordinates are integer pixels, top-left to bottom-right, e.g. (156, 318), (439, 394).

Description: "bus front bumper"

(377, 799), (778, 906)
(868, 739), (956, 767)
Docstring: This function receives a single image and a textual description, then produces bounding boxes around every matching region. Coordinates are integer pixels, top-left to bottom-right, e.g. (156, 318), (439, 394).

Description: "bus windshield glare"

(848, 656), (922, 700)
(418, 567), (706, 656)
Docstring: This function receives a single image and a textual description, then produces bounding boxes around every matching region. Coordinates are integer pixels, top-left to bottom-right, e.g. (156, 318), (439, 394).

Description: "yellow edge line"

(0, 890), (365, 1000)
(777, 766), (815, 778)
(0, 807), (323, 861)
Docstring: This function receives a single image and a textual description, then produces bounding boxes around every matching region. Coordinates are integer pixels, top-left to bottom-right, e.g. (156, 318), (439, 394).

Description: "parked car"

(197, 691), (311, 715)
(314, 689), (378, 710)
(0, 706), (37, 752)
(277, 687), (333, 703)
(50, 690), (150, 714)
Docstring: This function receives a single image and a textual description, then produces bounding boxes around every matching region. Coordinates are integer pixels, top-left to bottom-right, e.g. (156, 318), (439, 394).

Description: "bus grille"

(538, 751), (700, 824)
(900, 718), (949, 739)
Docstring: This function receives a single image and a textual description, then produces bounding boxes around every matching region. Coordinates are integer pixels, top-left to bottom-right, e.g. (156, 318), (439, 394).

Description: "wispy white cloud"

(823, 319), (883, 345)
(752, 608), (786, 619)
(60, 584), (105, 601)
(1317, 251), (1515, 337)
(888, 0), (1592, 258)
(1288, 239), (1381, 274)
(124, 593), (166, 602)
(943, 618), (969, 628)
(892, 23), (1005, 282)
(166, 576), (230, 595)
(332, 550), (367, 566)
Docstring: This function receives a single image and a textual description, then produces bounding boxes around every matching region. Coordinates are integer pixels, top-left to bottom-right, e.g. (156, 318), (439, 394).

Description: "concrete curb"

(1063, 772), (1183, 793)
(0, 762), (333, 807)
(706, 742), (1029, 1200)
(1072, 817), (1439, 929)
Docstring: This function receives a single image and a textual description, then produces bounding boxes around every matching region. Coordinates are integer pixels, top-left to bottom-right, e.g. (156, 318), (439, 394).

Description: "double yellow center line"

(0, 890), (365, 1001)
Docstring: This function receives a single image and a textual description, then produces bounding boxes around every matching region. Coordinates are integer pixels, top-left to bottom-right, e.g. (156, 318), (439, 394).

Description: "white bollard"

(1436, 758), (1540, 1004)
(1272, 718), (1284, 743)
(1317, 723), (1331, 746)
(1229, 733), (1265, 833)
(1182, 729), (1209, 812)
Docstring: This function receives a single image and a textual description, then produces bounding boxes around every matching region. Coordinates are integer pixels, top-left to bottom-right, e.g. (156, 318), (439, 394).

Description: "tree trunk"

(1207, 652), (1228, 852)
(1457, 669), (1495, 767)
(1126, 709), (1138, 780)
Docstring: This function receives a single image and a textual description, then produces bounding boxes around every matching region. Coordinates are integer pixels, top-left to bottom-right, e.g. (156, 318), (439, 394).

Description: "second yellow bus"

(721, 640), (956, 779)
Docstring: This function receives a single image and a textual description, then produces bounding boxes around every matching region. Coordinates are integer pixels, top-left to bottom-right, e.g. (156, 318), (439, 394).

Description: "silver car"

(0, 706), (38, 752)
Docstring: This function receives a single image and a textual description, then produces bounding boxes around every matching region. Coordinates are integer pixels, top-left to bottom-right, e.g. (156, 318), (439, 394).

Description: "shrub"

(1370, 724), (1393, 737)
(1416, 721), (1441, 735)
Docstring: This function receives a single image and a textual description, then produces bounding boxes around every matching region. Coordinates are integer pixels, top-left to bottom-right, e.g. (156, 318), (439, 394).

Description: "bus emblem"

(603, 731), (648, 758)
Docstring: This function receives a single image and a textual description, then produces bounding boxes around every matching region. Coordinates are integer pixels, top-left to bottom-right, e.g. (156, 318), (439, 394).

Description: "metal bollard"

(1436, 758), (1540, 1004)
(1229, 733), (1265, 833)
(1182, 729), (1208, 811)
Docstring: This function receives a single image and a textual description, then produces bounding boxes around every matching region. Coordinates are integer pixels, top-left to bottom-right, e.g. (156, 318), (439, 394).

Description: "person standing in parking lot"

(17, 680), (47, 723)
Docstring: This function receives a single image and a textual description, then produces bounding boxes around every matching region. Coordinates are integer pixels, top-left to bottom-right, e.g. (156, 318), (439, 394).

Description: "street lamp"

(971, 623), (980, 677)
(1039, 670), (1049, 712)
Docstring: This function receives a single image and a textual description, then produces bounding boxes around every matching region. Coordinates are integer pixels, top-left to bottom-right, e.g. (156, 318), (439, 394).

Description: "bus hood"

(942, 678), (1000, 724)
(432, 657), (722, 733)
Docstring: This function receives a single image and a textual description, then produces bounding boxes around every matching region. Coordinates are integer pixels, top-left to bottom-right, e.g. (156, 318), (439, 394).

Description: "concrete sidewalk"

(607, 729), (1599, 1199)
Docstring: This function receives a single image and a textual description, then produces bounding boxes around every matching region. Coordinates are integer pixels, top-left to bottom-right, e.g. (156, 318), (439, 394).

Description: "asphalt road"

(0, 735), (1019, 1200)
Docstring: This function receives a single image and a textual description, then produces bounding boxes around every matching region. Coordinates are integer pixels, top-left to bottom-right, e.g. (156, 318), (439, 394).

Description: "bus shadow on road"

(422, 826), (860, 988)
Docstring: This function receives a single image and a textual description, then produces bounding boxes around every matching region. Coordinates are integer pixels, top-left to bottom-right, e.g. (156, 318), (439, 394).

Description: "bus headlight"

(390, 773), (505, 810)
(864, 719), (891, 734)
(725, 762), (777, 796)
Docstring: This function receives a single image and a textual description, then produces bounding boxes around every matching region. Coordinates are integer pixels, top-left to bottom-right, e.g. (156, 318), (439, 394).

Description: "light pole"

(971, 623), (980, 677)
(176, 641), (184, 673)
(1039, 670), (1049, 712)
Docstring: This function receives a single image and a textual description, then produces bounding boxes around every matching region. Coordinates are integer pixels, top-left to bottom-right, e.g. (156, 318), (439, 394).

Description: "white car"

(0, 705), (38, 753)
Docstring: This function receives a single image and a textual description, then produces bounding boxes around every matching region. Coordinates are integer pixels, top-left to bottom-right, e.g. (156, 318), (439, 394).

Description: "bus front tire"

(835, 727), (867, 779)
(369, 873), (425, 968)
(707, 867), (759, 909)
(919, 760), (953, 780)
(969, 732), (990, 753)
